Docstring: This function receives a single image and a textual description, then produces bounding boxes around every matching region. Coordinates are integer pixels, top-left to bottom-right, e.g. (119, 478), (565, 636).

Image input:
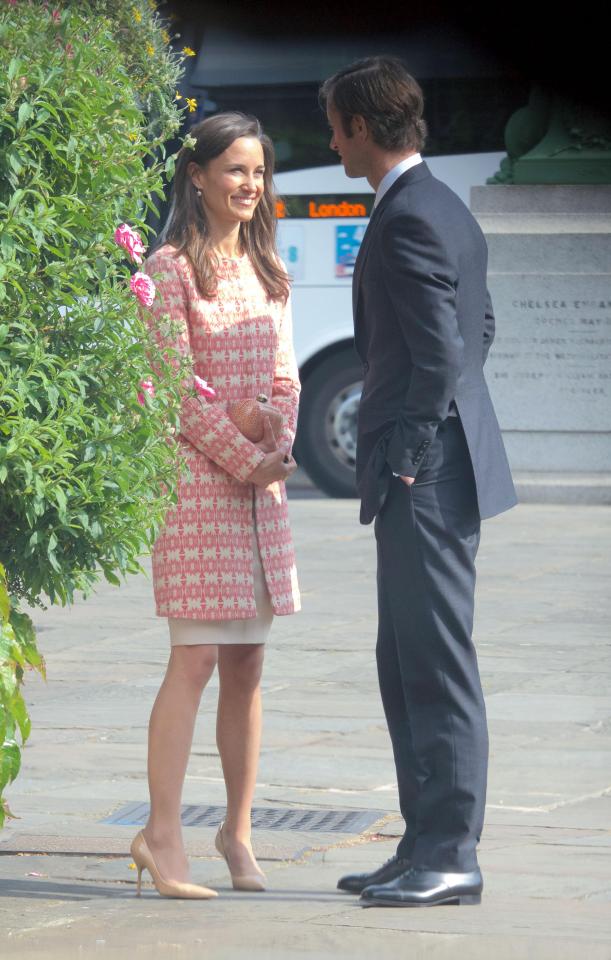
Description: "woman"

(130, 113), (300, 900)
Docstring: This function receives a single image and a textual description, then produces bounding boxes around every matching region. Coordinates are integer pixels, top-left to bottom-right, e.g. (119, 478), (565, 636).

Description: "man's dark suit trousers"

(374, 417), (488, 872)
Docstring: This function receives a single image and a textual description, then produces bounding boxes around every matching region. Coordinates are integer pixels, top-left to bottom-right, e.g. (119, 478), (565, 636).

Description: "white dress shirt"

(374, 153), (423, 208)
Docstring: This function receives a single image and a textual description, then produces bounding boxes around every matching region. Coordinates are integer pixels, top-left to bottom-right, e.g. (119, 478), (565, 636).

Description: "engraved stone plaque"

(486, 275), (611, 432)
(472, 185), (611, 472)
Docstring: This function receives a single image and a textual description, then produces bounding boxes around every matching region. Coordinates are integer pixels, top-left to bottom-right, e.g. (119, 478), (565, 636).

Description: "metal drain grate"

(103, 802), (383, 834)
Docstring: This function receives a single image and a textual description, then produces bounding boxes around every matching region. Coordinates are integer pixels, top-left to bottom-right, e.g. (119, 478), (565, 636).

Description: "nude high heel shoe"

(214, 821), (266, 892)
(130, 831), (218, 899)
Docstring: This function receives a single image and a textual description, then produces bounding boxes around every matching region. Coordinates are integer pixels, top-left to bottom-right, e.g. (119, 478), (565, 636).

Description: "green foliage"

(0, 0), (193, 821)
(73, 0), (186, 145)
(0, 562), (45, 829)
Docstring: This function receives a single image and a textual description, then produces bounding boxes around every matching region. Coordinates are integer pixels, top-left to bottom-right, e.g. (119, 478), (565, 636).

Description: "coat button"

(363, 362), (370, 374)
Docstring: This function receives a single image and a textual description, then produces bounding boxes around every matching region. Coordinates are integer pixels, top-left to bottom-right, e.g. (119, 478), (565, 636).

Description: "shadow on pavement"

(0, 877), (347, 903)
(0, 879), (135, 900)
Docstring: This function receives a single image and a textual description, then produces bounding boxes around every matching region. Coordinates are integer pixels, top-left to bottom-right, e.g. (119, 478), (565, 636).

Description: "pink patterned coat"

(143, 245), (301, 620)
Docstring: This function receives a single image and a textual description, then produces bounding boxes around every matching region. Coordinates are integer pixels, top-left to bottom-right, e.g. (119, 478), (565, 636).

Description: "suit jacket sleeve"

(381, 212), (463, 477)
(143, 251), (265, 483)
(483, 287), (495, 365)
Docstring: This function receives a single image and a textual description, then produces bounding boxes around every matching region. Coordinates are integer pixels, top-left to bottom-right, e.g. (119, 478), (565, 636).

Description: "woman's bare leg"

(216, 643), (265, 876)
(142, 643), (218, 882)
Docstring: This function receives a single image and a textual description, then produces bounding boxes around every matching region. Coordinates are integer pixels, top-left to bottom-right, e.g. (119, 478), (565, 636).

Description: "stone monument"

(471, 91), (611, 501)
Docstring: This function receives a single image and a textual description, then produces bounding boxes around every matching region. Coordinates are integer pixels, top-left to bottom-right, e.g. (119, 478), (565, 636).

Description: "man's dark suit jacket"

(353, 160), (517, 525)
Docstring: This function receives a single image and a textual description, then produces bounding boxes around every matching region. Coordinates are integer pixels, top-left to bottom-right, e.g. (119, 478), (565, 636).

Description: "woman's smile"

(232, 194), (258, 207)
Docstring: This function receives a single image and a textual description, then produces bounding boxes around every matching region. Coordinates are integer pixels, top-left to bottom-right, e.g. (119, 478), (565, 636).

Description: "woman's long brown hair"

(156, 112), (289, 302)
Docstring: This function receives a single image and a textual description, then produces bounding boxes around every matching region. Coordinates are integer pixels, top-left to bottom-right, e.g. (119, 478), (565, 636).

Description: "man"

(320, 57), (517, 907)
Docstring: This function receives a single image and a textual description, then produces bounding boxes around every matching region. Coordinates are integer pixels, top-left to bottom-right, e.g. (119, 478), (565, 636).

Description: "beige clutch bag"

(227, 394), (283, 443)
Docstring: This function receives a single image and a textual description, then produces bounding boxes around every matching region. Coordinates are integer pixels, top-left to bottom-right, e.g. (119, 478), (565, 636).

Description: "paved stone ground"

(0, 497), (610, 959)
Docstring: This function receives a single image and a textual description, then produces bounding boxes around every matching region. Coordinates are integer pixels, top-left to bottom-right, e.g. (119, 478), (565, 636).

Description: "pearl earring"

(195, 186), (202, 197)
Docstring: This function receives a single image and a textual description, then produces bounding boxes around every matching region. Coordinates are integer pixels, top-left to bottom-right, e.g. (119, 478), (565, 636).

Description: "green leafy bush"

(0, 0), (192, 826)
(0, 562), (45, 824)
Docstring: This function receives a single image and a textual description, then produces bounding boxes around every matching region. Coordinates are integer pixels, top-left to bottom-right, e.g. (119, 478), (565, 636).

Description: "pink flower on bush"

(137, 378), (156, 406)
(130, 272), (155, 307)
(114, 223), (146, 264)
(51, 8), (60, 21)
(194, 375), (216, 399)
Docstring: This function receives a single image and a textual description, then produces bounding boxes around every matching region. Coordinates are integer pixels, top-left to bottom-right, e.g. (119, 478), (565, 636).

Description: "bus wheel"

(296, 349), (362, 498)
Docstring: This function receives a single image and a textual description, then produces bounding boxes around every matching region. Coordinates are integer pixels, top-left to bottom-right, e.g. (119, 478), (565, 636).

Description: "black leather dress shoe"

(337, 856), (411, 894)
(360, 866), (483, 907)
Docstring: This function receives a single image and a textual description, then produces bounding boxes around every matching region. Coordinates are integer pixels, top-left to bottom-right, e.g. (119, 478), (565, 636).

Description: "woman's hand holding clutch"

(255, 415), (282, 454)
(249, 449), (297, 487)
(249, 417), (297, 486)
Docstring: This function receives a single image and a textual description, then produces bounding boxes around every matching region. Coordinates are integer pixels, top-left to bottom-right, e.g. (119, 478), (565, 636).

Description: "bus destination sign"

(276, 195), (373, 219)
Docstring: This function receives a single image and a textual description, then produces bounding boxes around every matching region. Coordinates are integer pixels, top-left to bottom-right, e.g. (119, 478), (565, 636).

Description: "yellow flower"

(162, 29), (170, 44)
(146, 43), (155, 56)
(182, 46), (196, 57)
(185, 97), (197, 113)
(133, 7), (142, 22)
(175, 91), (183, 100)
(128, 132), (138, 142)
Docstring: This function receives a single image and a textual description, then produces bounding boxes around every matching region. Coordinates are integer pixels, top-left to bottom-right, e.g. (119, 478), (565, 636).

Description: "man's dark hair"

(320, 56), (427, 153)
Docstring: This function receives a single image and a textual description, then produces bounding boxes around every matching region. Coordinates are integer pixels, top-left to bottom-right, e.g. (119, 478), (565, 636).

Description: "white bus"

(188, 30), (527, 495)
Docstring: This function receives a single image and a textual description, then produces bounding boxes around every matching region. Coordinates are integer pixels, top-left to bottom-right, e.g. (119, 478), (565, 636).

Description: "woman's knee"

(168, 644), (218, 692)
(218, 644), (264, 691)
